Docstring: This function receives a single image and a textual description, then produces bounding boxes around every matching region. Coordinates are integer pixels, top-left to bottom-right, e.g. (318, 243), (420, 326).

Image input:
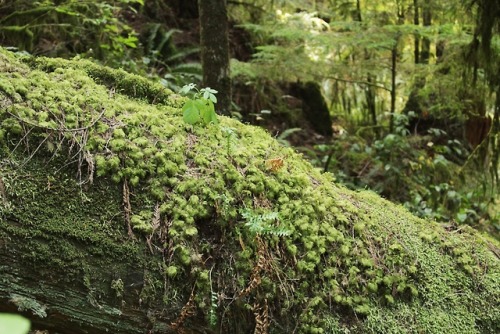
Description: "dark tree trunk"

(414, 0), (420, 64)
(366, 75), (377, 126)
(490, 85), (500, 184)
(390, 3), (404, 133)
(436, 40), (445, 60)
(390, 40), (398, 132)
(355, 0), (377, 126)
(290, 82), (333, 136)
(355, 0), (362, 22)
(421, 0), (432, 64)
(198, 0), (232, 115)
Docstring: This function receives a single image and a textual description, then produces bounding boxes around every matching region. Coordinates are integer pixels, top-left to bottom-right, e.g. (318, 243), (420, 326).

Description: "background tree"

(198, 0), (232, 115)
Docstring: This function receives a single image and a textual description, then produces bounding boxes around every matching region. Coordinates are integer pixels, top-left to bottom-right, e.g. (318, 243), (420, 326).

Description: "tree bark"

(290, 82), (333, 136)
(414, 0), (420, 64)
(198, 0), (232, 115)
(355, 0), (377, 127)
(390, 39), (399, 132)
(421, 0), (432, 64)
(0, 244), (175, 334)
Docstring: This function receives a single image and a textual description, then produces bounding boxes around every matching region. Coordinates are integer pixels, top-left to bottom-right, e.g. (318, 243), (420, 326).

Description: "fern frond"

(240, 208), (291, 237)
(171, 62), (202, 74)
(165, 47), (200, 63)
(156, 28), (180, 54)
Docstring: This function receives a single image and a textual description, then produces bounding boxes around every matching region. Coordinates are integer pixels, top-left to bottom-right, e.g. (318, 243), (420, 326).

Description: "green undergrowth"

(0, 48), (499, 333)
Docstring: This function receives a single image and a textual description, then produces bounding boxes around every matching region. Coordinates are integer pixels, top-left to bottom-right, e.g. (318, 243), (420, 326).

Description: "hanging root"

(253, 298), (269, 334)
(238, 237), (269, 298)
(122, 180), (135, 239)
(0, 177), (7, 205)
(171, 289), (197, 332)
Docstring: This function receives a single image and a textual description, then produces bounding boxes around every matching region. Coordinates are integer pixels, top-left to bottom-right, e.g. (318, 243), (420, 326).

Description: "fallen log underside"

(0, 164), (178, 333)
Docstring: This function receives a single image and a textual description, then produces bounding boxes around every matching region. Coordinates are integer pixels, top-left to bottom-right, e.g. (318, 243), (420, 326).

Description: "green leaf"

(180, 83), (196, 95)
(200, 100), (218, 125)
(457, 212), (467, 223)
(115, 35), (138, 48)
(201, 88), (218, 103)
(209, 109), (219, 124)
(278, 127), (301, 140)
(0, 314), (30, 334)
(208, 94), (217, 103)
(182, 99), (201, 125)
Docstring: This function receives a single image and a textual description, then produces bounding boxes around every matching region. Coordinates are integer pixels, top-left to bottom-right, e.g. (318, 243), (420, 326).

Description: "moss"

(9, 294), (47, 318)
(0, 47), (499, 333)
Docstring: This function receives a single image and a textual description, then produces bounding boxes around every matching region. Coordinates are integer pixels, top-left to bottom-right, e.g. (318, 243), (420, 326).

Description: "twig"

(0, 177), (7, 205)
(326, 76), (391, 91)
(122, 180), (135, 239)
(19, 133), (51, 168)
(227, 1), (266, 12)
(171, 286), (197, 331)
(7, 126), (33, 159)
(7, 107), (106, 132)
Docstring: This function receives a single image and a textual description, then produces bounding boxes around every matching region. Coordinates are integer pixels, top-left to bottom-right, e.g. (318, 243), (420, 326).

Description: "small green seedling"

(179, 84), (218, 126)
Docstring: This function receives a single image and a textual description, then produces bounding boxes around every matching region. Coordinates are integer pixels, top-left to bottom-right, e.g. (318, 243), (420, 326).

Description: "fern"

(221, 126), (238, 156)
(208, 290), (218, 327)
(240, 208), (291, 237)
(165, 47), (200, 63)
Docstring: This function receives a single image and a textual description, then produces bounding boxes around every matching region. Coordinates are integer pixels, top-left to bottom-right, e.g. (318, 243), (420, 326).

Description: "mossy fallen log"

(0, 48), (499, 333)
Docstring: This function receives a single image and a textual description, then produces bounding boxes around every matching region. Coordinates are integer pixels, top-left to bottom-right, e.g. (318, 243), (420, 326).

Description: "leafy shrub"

(0, 0), (143, 68)
(308, 113), (497, 233)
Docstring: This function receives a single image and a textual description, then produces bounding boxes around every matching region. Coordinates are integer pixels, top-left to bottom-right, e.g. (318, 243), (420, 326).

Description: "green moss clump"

(0, 48), (498, 333)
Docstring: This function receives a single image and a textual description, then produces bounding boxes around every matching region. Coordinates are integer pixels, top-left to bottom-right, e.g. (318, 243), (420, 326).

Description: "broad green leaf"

(200, 100), (216, 125)
(182, 99), (201, 125)
(201, 87), (217, 95)
(201, 88), (218, 103)
(209, 109), (219, 124)
(0, 314), (30, 334)
(116, 35), (138, 48)
(208, 93), (217, 103)
(457, 212), (467, 223)
(180, 83), (196, 95)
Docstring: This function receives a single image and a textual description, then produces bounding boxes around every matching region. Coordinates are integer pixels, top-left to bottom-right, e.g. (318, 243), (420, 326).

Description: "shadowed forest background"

(0, 0), (498, 232)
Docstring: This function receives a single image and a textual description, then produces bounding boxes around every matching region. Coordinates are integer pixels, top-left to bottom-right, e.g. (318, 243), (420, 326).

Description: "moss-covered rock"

(0, 48), (498, 333)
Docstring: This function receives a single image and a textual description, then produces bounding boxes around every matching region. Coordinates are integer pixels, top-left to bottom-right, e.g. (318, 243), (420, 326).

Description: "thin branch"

(227, 1), (266, 12)
(0, 7), (55, 24)
(326, 76), (391, 91)
(122, 180), (135, 239)
(19, 133), (50, 168)
(8, 127), (33, 159)
(7, 107), (106, 132)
